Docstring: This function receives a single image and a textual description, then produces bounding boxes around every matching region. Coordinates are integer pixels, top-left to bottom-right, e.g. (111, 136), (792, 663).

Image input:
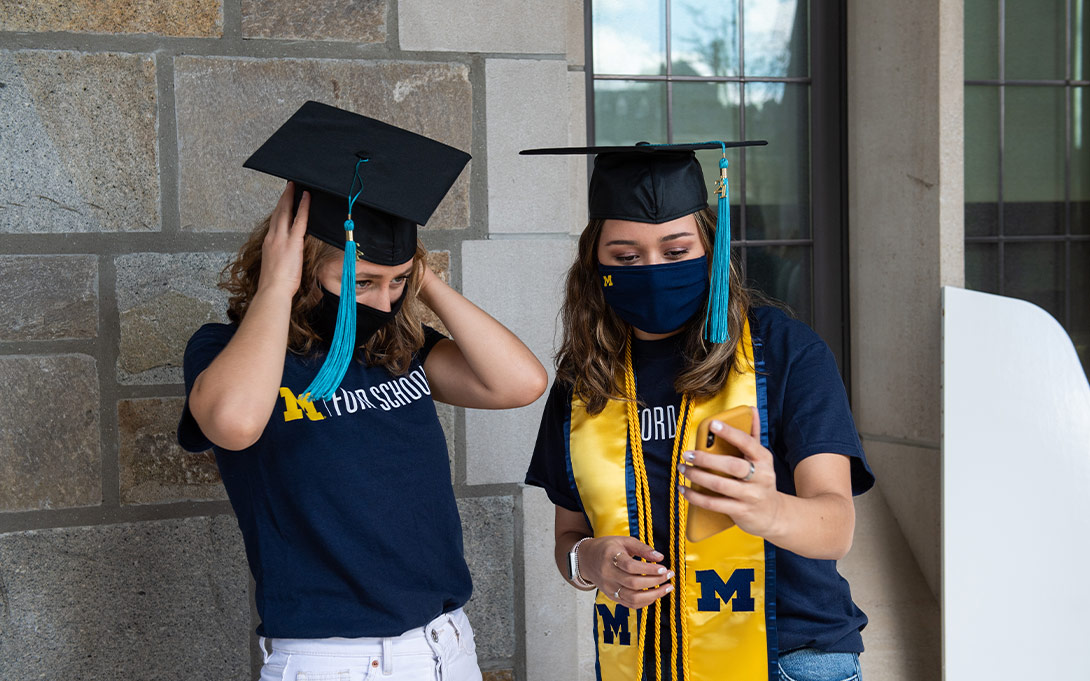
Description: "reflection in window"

(671, 0), (740, 77)
(593, 81), (668, 146)
(591, 0), (665, 76)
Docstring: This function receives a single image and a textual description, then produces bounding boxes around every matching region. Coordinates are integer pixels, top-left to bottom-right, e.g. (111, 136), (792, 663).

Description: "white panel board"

(942, 286), (1090, 680)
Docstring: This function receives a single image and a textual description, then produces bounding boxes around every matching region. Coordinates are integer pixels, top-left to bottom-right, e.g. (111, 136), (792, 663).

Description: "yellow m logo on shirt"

(280, 387), (326, 422)
(602, 275), (613, 287)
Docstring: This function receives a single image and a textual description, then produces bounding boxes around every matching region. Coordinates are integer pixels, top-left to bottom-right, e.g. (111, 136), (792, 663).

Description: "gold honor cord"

(669, 402), (693, 681)
(623, 336), (695, 681)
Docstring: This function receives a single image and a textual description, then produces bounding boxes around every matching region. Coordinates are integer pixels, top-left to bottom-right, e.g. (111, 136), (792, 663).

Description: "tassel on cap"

(300, 159), (368, 402)
(704, 144), (732, 343)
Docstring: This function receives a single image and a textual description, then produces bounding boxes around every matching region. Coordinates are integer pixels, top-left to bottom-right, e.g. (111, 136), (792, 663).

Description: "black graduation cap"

(520, 141), (768, 343)
(244, 100), (471, 265)
(520, 141), (766, 224)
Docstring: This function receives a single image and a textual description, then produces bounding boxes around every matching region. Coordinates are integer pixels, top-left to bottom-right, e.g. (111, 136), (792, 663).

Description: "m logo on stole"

(695, 568), (756, 612)
(595, 603), (631, 645)
(602, 274), (613, 287)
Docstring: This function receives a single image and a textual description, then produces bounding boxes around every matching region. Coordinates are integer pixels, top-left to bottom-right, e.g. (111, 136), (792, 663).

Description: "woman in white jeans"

(177, 103), (546, 680)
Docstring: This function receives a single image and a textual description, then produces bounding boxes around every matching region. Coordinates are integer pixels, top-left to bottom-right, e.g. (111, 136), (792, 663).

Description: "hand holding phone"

(684, 405), (755, 542)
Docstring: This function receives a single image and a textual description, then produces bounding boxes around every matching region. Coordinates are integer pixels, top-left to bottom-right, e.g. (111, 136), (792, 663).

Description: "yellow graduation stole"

(568, 319), (775, 681)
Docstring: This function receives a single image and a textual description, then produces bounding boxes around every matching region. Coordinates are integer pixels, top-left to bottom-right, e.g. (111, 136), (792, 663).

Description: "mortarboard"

(520, 141), (767, 342)
(244, 101), (471, 400)
(244, 100), (471, 266)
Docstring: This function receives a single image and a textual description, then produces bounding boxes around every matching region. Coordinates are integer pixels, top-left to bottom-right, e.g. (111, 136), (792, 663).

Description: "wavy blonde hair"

(220, 215), (427, 376)
(555, 206), (761, 415)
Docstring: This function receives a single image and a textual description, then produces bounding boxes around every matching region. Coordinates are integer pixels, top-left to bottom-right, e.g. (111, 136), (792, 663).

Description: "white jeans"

(258, 608), (482, 681)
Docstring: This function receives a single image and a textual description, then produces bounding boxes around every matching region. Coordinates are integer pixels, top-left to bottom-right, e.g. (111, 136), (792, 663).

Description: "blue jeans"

(778, 648), (861, 681)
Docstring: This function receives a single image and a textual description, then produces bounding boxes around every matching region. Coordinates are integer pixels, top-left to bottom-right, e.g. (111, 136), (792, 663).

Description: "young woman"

(178, 102), (547, 681)
(523, 144), (874, 681)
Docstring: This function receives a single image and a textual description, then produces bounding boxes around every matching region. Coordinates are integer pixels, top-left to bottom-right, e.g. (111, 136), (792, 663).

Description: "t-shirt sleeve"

(419, 325), (448, 362)
(524, 380), (584, 512)
(176, 323), (236, 453)
(780, 339), (875, 496)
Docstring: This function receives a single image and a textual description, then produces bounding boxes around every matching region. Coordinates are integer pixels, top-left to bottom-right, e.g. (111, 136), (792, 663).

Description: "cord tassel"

(705, 153), (732, 343)
(300, 158), (368, 402)
(300, 236), (357, 402)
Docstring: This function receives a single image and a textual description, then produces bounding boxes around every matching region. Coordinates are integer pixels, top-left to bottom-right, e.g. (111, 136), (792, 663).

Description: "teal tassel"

(301, 231), (358, 402)
(300, 158), (368, 402)
(704, 155), (731, 343)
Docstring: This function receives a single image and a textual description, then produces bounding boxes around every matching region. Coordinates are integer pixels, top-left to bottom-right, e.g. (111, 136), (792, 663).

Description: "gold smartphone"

(684, 405), (754, 542)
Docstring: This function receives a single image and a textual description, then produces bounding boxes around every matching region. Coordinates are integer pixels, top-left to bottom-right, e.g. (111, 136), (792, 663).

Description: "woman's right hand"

(579, 535), (674, 609)
(258, 181), (309, 297)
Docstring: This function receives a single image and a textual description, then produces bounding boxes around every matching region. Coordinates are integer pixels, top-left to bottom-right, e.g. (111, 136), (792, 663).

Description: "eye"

(391, 276), (408, 286)
(611, 253), (640, 264)
(664, 248), (690, 259)
(355, 279), (371, 290)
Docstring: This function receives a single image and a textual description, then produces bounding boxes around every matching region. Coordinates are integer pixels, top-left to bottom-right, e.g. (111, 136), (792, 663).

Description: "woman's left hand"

(678, 407), (783, 539)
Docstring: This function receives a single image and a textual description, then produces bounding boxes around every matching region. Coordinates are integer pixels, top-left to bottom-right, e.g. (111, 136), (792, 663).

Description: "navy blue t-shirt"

(178, 323), (471, 639)
(525, 306), (874, 655)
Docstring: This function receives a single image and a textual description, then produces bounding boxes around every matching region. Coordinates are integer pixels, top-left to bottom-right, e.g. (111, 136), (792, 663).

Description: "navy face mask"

(309, 286), (404, 348)
(597, 256), (709, 334)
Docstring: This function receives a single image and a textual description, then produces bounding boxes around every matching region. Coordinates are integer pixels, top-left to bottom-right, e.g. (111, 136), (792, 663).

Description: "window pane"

(1075, 0), (1090, 81)
(673, 81), (741, 140)
(965, 0), (999, 80)
(1003, 241), (1065, 321)
(672, 82), (742, 209)
(593, 81), (668, 145)
(1004, 86), (1065, 236)
(1073, 87), (1090, 234)
(966, 242), (999, 294)
(965, 86), (1000, 236)
(1070, 241), (1090, 375)
(746, 244), (812, 324)
(742, 0), (808, 78)
(1005, 0), (1065, 80)
(744, 82), (810, 240)
(671, 0), (740, 77)
(592, 0), (666, 75)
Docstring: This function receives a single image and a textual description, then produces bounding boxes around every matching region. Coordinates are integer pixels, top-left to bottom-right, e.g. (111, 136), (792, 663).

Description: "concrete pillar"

(846, 0), (963, 679)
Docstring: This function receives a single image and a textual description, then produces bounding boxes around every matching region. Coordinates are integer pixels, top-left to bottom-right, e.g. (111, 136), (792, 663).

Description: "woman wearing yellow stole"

(522, 142), (874, 681)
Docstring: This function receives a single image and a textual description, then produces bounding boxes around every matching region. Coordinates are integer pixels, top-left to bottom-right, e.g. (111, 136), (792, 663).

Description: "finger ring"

(612, 587), (622, 600)
(611, 551), (624, 568)
(742, 461), (756, 482)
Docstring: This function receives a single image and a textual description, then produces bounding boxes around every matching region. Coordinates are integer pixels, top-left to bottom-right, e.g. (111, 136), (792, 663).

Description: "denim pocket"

(459, 625), (478, 657)
(777, 648), (860, 681)
(259, 664), (287, 681)
(296, 665), (378, 681)
(294, 671), (352, 681)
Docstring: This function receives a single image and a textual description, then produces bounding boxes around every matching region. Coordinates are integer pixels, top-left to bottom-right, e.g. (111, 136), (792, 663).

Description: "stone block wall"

(0, 1), (586, 678)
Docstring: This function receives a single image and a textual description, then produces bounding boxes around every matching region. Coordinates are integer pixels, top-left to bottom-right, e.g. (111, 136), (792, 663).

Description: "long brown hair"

(220, 216), (427, 376)
(555, 206), (761, 414)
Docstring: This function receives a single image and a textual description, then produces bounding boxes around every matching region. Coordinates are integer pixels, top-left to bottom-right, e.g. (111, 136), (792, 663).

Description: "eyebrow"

(357, 265), (414, 280)
(602, 232), (696, 247)
(659, 232), (695, 243)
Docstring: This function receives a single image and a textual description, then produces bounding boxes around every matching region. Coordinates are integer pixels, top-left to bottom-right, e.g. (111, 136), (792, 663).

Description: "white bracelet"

(569, 537), (594, 588)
